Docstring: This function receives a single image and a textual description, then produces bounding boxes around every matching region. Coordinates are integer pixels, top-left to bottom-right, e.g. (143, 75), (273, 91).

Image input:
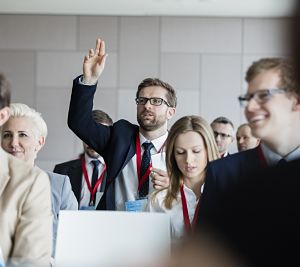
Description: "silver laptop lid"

(54, 210), (170, 267)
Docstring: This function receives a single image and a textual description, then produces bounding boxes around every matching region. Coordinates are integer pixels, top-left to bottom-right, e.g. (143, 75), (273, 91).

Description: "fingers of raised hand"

(99, 40), (106, 56)
(95, 38), (105, 56)
(84, 49), (95, 62)
(95, 38), (101, 54)
(89, 49), (95, 57)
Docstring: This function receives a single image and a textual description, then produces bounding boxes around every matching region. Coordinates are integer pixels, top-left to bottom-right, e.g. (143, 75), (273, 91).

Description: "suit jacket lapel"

(106, 128), (138, 182)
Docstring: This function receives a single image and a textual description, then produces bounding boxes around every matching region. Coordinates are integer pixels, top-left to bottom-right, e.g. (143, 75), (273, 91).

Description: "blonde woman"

(1, 103), (78, 258)
(148, 115), (219, 240)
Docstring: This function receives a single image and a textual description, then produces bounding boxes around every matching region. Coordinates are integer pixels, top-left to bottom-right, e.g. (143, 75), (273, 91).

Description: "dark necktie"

(139, 142), (154, 198)
(90, 160), (100, 205)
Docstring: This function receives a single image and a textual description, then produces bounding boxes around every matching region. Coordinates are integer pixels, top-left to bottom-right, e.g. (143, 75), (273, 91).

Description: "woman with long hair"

(148, 115), (219, 240)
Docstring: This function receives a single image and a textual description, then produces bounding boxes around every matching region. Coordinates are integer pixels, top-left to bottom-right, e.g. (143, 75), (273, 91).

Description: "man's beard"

(137, 111), (165, 131)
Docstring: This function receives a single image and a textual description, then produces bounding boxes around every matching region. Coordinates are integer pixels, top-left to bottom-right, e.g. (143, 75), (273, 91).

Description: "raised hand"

(83, 38), (108, 84)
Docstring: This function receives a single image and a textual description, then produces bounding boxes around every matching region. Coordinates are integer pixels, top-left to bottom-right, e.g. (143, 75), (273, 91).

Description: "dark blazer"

(199, 146), (262, 215)
(197, 154), (300, 267)
(68, 76), (139, 210)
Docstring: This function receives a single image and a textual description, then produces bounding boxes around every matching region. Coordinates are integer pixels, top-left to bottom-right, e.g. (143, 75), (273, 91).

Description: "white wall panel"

(0, 14), (289, 166)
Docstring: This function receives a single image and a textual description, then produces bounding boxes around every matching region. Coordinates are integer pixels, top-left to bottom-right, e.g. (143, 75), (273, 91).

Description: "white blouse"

(147, 185), (199, 240)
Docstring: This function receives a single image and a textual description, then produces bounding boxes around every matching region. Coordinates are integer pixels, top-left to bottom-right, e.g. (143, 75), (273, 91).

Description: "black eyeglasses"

(213, 131), (232, 140)
(135, 97), (170, 107)
(238, 88), (286, 107)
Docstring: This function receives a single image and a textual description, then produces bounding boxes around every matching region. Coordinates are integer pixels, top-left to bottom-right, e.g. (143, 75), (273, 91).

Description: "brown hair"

(162, 115), (219, 209)
(245, 58), (298, 96)
(136, 78), (177, 108)
(92, 109), (113, 125)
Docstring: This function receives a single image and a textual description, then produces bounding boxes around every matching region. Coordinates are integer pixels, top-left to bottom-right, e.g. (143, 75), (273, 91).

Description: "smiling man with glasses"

(68, 38), (177, 211)
(197, 57), (300, 235)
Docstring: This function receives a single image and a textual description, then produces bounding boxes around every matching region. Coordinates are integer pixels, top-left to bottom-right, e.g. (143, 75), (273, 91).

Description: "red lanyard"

(135, 133), (165, 193)
(180, 184), (201, 233)
(81, 156), (106, 203)
(257, 144), (268, 167)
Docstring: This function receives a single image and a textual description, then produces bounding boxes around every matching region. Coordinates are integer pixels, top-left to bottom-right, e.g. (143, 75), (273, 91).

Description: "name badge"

(125, 198), (148, 212)
(80, 205), (96, 210)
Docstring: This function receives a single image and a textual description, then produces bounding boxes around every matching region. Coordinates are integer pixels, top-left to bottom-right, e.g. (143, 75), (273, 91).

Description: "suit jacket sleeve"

(11, 170), (52, 266)
(198, 162), (217, 223)
(68, 76), (111, 157)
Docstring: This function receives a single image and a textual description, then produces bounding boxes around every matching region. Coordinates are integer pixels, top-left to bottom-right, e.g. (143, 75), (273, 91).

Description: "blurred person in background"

(198, 57), (300, 266)
(236, 123), (260, 152)
(210, 116), (234, 157)
(54, 109), (113, 210)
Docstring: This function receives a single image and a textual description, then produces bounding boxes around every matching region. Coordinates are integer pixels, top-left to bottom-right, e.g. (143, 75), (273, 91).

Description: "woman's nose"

(10, 136), (19, 147)
(185, 151), (193, 163)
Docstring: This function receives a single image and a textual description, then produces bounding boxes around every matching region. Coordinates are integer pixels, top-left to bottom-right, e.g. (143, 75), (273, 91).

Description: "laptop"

(54, 210), (170, 267)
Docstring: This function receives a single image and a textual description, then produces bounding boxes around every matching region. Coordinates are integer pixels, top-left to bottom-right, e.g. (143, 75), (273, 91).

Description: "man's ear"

(0, 107), (10, 127)
(292, 95), (300, 111)
(230, 136), (235, 144)
(167, 107), (176, 120)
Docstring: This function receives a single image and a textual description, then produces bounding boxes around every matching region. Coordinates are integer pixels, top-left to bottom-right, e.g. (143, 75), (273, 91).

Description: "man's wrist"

(80, 76), (97, 85)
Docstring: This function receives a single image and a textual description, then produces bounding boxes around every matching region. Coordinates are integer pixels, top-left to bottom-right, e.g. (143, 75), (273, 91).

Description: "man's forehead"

(238, 125), (251, 134)
(139, 86), (167, 96)
(247, 69), (281, 93)
(212, 122), (233, 133)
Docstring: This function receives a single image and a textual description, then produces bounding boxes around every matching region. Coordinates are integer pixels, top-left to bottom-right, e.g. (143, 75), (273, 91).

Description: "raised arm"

(68, 38), (111, 156)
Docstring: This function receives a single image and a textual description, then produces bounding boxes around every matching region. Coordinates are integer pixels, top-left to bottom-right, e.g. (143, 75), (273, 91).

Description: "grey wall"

(0, 15), (291, 171)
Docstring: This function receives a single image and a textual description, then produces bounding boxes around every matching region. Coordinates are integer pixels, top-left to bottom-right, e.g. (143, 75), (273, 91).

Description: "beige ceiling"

(0, 0), (297, 17)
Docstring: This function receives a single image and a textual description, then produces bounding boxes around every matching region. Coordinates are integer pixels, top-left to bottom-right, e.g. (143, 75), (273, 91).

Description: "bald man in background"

(236, 123), (260, 152)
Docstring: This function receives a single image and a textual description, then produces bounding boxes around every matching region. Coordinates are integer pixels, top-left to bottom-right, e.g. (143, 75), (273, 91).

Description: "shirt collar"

(221, 152), (229, 158)
(139, 131), (168, 153)
(84, 153), (105, 165)
(260, 142), (300, 165)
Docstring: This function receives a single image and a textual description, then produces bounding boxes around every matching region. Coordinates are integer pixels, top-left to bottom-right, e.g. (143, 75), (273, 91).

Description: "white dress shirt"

(80, 153), (106, 208)
(114, 131), (168, 211)
(260, 143), (300, 165)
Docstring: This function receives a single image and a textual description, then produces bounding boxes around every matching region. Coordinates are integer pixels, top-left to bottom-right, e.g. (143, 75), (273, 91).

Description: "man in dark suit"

(199, 57), (300, 212)
(54, 110), (113, 209)
(197, 57), (300, 266)
(68, 38), (177, 210)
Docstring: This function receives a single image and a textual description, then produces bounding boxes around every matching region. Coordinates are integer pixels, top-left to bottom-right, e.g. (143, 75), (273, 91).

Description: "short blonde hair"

(9, 103), (48, 140)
